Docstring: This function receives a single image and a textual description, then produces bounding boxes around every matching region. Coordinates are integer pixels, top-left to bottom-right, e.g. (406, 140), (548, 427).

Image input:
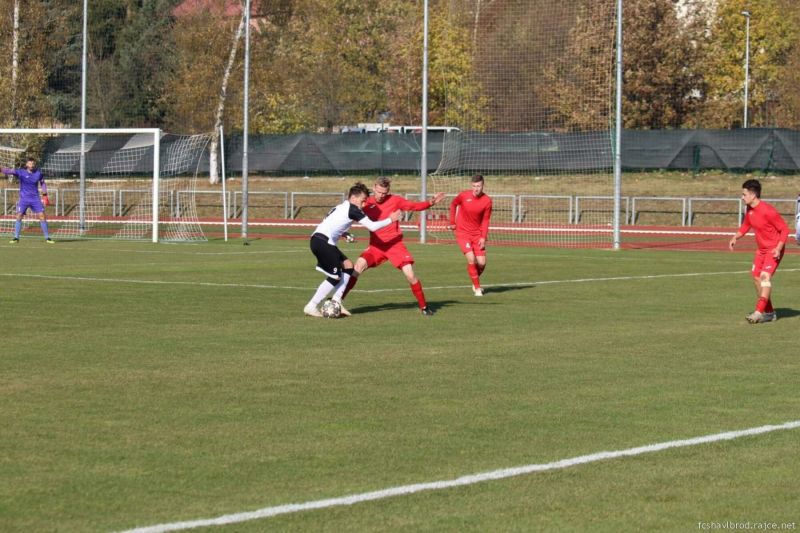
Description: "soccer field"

(2, 238), (799, 532)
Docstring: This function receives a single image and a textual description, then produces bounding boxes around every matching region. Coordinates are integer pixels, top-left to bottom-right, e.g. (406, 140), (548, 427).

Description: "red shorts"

(751, 249), (783, 279)
(360, 242), (415, 269)
(456, 233), (486, 257)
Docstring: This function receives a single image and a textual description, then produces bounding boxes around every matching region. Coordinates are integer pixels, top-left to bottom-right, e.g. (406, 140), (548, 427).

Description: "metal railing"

(3, 188), (798, 228)
(518, 195), (573, 224)
(631, 196), (687, 226)
(231, 191), (288, 219)
(574, 195), (630, 224)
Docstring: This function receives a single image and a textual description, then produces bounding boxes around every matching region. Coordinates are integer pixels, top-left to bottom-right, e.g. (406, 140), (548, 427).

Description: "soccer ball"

(320, 299), (342, 318)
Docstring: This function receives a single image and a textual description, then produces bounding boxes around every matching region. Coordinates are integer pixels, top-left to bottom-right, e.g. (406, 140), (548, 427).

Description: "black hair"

(348, 182), (370, 198)
(742, 179), (761, 198)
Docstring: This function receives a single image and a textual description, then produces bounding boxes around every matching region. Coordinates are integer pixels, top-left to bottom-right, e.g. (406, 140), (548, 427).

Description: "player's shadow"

(774, 307), (800, 320)
(481, 285), (535, 294)
(352, 299), (459, 314)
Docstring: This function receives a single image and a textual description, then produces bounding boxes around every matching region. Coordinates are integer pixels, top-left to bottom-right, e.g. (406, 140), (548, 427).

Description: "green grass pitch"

(1, 237), (799, 532)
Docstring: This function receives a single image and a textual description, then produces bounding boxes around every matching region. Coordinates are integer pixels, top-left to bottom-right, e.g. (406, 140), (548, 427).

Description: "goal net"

(0, 129), (211, 242)
(427, 0), (617, 248)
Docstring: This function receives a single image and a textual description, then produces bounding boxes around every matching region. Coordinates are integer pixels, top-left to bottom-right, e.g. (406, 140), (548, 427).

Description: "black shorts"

(310, 233), (347, 279)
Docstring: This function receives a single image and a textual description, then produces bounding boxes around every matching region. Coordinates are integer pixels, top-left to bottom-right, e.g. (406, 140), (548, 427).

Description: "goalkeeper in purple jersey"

(1, 157), (54, 244)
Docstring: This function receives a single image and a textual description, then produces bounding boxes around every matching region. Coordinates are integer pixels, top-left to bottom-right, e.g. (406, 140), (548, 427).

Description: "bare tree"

(209, 6), (246, 184)
(11, 0), (19, 123)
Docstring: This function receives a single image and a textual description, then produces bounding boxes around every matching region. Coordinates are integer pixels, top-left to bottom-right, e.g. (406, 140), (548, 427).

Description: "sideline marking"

(118, 420), (800, 533)
(2, 268), (799, 293)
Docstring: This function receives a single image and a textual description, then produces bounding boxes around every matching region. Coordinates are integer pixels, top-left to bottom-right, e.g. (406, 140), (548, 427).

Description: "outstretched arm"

(396, 192), (446, 212)
(356, 209), (402, 233)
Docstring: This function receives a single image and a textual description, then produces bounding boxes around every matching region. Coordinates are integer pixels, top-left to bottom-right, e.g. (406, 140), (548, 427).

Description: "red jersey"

(449, 191), (492, 238)
(737, 200), (789, 251)
(362, 194), (432, 246)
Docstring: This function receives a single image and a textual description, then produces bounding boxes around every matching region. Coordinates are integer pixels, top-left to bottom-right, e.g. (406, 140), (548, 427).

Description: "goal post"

(0, 128), (211, 243)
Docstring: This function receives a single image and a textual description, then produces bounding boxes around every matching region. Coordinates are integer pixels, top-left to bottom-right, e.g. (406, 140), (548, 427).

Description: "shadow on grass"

(775, 307), (800, 320)
(482, 284), (536, 294)
(352, 299), (459, 314)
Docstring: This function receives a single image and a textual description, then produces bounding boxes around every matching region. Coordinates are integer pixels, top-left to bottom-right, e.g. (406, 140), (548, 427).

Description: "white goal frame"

(0, 127), (178, 243)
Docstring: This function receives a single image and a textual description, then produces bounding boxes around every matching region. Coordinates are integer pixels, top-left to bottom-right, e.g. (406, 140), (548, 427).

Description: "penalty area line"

(117, 420), (800, 533)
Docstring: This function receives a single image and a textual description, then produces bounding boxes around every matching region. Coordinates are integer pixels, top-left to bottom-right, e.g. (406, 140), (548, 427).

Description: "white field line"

(0, 273), (309, 291)
(359, 267), (800, 294)
(117, 420), (800, 533)
(2, 268), (799, 293)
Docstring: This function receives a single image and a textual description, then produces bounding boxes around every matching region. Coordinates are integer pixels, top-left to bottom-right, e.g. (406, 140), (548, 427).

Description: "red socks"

(755, 297), (768, 313)
(410, 280), (427, 309)
(467, 263), (481, 289)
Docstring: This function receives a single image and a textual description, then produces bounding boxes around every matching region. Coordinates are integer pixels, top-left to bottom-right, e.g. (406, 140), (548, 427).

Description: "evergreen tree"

(87, 0), (179, 127)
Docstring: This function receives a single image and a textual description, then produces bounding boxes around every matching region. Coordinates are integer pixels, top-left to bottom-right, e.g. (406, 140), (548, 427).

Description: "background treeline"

(1, 0), (799, 133)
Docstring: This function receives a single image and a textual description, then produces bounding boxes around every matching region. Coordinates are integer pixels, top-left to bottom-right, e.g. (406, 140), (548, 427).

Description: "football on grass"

(320, 299), (342, 318)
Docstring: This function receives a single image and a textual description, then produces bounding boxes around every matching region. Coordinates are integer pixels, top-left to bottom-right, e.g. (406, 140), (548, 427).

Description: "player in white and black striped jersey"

(304, 182), (402, 317)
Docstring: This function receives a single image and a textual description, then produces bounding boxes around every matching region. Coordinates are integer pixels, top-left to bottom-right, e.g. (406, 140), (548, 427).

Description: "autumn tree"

(540, 0), (615, 131)
(623, 0), (707, 129)
(265, 0), (406, 130)
(383, 1), (484, 128)
(474, 0), (580, 131)
(769, 0), (800, 128)
(0, 0), (58, 126)
(700, 0), (797, 128)
(245, 0), (318, 133)
(544, 0), (708, 131)
(167, 2), (245, 133)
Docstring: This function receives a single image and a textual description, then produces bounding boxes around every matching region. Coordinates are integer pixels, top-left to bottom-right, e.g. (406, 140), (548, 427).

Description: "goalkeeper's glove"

(41, 193), (50, 207)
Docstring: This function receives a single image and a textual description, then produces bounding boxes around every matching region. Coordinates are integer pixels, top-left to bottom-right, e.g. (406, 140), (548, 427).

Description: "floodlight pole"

(80, 0), (88, 233)
(241, 0), (251, 241)
(420, 0), (430, 244)
(742, 10), (751, 128)
(613, 0), (623, 250)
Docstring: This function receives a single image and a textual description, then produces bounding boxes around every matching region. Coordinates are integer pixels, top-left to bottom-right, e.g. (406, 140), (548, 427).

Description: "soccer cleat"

(45, 238), (55, 244)
(762, 311), (778, 322)
(745, 311), (766, 324)
(9, 237), (19, 244)
(303, 303), (323, 317)
(420, 306), (435, 316)
(473, 287), (483, 297)
(335, 301), (351, 317)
